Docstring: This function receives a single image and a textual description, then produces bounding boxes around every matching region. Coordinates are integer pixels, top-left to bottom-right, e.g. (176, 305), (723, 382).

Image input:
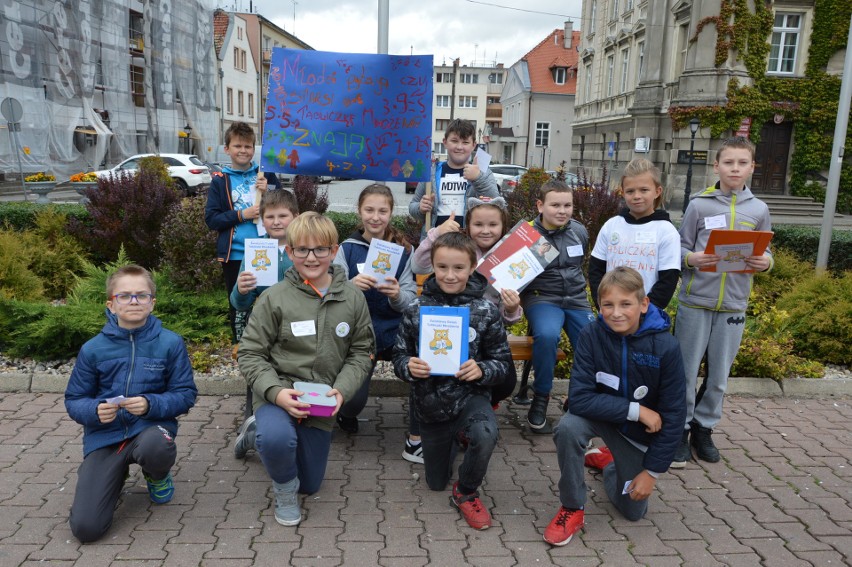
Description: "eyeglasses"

(290, 246), (332, 259)
(111, 293), (155, 304)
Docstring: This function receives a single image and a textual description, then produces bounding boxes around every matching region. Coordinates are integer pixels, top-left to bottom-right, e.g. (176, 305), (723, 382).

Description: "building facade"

(572, 0), (847, 207)
(213, 11), (261, 138)
(431, 61), (506, 161)
(491, 22), (581, 169)
(0, 0), (219, 177)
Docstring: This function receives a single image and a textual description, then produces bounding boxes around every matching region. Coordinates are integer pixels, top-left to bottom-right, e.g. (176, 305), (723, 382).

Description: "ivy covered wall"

(668, 0), (851, 212)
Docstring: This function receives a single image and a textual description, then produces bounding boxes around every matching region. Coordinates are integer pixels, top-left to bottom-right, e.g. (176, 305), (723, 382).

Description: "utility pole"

(450, 58), (459, 120)
(377, 0), (388, 54)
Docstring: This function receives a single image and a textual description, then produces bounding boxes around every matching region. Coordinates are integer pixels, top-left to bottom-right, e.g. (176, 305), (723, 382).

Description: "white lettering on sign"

(4, 2), (32, 79)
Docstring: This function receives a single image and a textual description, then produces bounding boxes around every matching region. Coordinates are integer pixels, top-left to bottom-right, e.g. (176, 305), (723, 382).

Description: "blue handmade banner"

(261, 49), (433, 182)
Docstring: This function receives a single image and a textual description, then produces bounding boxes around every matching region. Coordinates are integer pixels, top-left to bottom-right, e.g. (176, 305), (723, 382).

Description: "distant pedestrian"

(65, 265), (197, 543)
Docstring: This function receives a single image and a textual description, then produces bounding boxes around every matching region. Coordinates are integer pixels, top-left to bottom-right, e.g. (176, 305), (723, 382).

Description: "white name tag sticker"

(595, 371), (619, 390)
(704, 214), (727, 230)
(635, 231), (657, 244)
(567, 245), (584, 257)
(291, 320), (316, 337)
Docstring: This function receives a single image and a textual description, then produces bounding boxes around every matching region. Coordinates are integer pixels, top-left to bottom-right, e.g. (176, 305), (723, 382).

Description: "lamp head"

(689, 118), (700, 134)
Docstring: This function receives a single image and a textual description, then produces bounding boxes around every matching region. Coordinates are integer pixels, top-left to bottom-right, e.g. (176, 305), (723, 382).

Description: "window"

(130, 65), (144, 107)
(488, 72), (503, 84)
(435, 119), (450, 131)
(487, 96), (500, 105)
(241, 50), (247, 72)
(590, 0), (597, 28)
(584, 63), (592, 101)
(768, 13), (802, 74)
(434, 142), (446, 155)
(535, 122), (550, 147)
(637, 40), (645, 80)
(609, 0), (618, 21)
(620, 48), (629, 93)
(553, 67), (567, 85)
(234, 48), (247, 71)
(237, 90), (244, 116)
(237, 26), (243, 40)
(675, 24), (689, 77)
(606, 54), (614, 96)
(460, 73), (478, 84)
(226, 87), (233, 115)
(624, 0), (634, 11)
(458, 96), (477, 108)
(436, 72), (454, 83)
(248, 93), (254, 118)
(129, 11), (143, 50)
(436, 95), (451, 107)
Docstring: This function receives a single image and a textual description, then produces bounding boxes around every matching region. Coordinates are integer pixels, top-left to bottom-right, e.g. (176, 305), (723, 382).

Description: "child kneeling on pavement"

(544, 266), (686, 546)
(65, 265), (197, 543)
(238, 212), (375, 526)
(393, 232), (515, 530)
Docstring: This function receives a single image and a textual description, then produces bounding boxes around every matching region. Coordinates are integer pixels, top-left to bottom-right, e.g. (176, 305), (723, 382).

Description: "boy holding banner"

(408, 119), (499, 238)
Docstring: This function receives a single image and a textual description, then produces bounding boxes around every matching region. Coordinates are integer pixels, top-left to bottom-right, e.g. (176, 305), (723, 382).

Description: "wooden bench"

(416, 273), (566, 404)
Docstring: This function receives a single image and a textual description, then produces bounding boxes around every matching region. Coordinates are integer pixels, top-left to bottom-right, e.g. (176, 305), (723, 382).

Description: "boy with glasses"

(65, 265), (197, 542)
(238, 212), (375, 527)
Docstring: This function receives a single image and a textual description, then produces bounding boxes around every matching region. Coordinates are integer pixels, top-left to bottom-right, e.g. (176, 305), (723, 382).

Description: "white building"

(213, 11), (261, 137)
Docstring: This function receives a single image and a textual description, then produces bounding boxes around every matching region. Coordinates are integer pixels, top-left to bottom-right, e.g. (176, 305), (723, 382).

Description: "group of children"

(63, 119), (772, 547)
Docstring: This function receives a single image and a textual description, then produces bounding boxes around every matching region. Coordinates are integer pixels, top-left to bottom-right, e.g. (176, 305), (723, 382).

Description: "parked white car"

(95, 153), (212, 195)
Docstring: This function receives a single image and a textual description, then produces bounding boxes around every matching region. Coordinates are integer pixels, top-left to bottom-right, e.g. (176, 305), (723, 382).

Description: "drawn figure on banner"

(402, 160), (414, 178)
(391, 158), (402, 177)
(371, 252), (393, 275)
(429, 329), (453, 356)
(509, 260), (531, 280)
(288, 150), (300, 169)
(251, 250), (271, 271)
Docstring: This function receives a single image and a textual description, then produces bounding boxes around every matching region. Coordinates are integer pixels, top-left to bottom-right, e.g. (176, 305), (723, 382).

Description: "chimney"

(564, 21), (573, 49)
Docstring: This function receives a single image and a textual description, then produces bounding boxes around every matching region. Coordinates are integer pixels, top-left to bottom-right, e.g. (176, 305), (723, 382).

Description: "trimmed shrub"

(775, 272), (852, 365)
(0, 202), (88, 231)
(772, 225), (852, 272)
(0, 232), (44, 301)
(506, 167), (552, 226)
(69, 157), (181, 268)
(23, 207), (89, 299)
(159, 189), (221, 293)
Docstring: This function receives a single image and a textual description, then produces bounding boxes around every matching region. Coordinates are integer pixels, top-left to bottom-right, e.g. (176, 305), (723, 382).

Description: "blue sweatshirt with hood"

(567, 303), (686, 474)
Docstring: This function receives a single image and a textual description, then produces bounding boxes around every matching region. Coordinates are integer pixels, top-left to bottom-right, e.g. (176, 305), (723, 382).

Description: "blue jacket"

(567, 304), (686, 474)
(65, 312), (198, 457)
(204, 164), (279, 262)
(333, 231), (417, 353)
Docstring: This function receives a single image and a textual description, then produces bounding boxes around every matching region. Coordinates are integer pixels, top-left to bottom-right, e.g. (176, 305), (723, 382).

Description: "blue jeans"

(525, 302), (595, 396)
(255, 403), (333, 495)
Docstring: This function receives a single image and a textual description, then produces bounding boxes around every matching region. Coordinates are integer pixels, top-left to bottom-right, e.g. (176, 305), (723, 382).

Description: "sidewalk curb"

(2, 372), (848, 398)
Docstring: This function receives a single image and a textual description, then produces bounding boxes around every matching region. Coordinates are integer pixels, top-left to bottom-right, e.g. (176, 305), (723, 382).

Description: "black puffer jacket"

(392, 272), (514, 423)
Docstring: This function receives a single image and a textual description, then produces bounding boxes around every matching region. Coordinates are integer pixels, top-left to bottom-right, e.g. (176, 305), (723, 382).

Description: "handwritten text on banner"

(261, 50), (434, 182)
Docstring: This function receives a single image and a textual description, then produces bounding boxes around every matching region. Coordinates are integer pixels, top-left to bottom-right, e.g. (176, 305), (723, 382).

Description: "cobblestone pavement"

(0, 393), (849, 567)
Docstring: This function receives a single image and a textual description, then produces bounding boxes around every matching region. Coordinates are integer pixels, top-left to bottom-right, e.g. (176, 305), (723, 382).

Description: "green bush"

(775, 272), (852, 365)
(0, 202), (88, 231)
(0, 232), (44, 301)
(749, 247), (813, 315)
(159, 190), (221, 293)
(23, 208), (89, 299)
(772, 225), (852, 272)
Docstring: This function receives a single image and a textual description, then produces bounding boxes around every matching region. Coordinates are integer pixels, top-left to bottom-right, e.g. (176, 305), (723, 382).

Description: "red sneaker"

(451, 483), (491, 530)
(584, 446), (614, 470)
(543, 506), (584, 546)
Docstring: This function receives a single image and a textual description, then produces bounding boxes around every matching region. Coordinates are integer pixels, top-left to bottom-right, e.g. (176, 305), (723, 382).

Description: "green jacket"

(238, 265), (376, 431)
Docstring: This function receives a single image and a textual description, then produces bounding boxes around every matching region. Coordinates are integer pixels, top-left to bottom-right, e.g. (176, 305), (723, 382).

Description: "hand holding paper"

(97, 402), (120, 424)
(244, 239), (279, 287)
(455, 359), (483, 382)
(408, 357), (432, 379)
(255, 172), (268, 191)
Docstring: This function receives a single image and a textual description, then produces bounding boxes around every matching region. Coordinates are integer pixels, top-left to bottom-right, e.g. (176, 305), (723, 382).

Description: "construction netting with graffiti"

(0, 0), (218, 178)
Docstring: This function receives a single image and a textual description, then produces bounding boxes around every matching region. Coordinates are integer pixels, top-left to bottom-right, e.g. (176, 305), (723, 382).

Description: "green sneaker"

(144, 472), (174, 504)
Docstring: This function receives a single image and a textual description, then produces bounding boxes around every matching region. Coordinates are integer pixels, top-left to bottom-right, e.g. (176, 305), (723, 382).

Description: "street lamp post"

(183, 124), (192, 154)
(682, 118), (700, 213)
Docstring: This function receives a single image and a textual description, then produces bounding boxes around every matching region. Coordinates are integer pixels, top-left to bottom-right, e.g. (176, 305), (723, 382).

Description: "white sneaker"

(402, 436), (424, 464)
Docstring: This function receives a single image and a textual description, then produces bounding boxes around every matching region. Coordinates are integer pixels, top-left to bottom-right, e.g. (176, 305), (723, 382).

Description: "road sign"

(607, 141), (615, 157)
(1, 97), (23, 123)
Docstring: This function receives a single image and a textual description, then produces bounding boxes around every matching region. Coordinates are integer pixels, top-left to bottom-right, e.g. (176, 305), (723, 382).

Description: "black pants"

(222, 260), (242, 344)
(69, 425), (176, 543)
(420, 395), (498, 493)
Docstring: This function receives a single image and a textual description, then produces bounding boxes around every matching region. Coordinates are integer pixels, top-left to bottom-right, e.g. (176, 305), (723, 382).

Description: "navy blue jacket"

(567, 304), (686, 474)
(334, 232), (417, 354)
(204, 166), (279, 262)
(65, 312), (197, 457)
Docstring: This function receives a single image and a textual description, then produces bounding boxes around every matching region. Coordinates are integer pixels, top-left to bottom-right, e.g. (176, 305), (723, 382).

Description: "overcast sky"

(219, 0), (585, 67)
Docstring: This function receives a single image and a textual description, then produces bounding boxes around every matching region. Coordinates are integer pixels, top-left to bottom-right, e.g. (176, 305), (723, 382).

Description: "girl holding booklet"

(332, 184), (418, 439)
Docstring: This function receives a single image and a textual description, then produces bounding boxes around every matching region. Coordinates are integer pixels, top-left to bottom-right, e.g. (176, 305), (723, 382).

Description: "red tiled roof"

(521, 29), (581, 95)
(213, 9), (230, 57)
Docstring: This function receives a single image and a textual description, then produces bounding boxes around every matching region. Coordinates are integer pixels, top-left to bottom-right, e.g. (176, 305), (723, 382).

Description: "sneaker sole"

(234, 416), (256, 459)
(450, 497), (491, 530)
(527, 419), (553, 434)
(402, 451), (424, 464)
(275, 514), (302, 526)
(544, 531), (576, 546)
(669, 460), (687, 469)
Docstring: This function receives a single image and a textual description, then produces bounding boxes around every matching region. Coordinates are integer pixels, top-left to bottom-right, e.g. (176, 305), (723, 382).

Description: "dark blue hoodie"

(567, 303), (686, 473)
(65, 311), (197, 457)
